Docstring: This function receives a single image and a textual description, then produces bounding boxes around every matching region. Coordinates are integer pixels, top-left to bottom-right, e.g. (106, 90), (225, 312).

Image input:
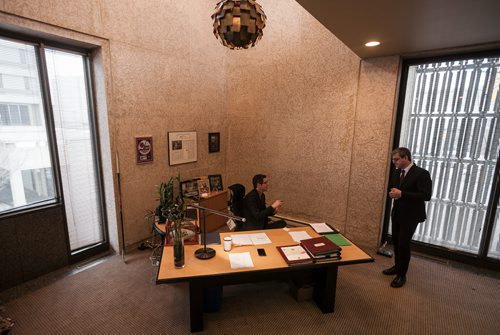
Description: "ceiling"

(296, 0), (500, 59)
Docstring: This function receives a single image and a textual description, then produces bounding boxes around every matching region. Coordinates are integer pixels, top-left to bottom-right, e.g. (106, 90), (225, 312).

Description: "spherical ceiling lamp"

(212, 0), (267, 50)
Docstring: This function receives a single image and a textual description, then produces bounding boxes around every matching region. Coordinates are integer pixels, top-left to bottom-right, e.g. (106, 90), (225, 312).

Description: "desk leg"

(313, 266), (338, 313)
(189, 282), (204, 332)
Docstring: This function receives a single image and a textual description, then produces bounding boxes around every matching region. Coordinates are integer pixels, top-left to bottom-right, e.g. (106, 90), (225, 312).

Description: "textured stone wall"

(0, 0), (400, 250)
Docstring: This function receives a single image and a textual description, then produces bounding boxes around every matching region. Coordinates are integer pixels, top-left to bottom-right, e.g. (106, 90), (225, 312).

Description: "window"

(393, 55), (500, 261)
(0, 36), (105, 253)
(0, 39), (54, 210)
(0, 104), (35, 126)
(45, 48), (103, 250)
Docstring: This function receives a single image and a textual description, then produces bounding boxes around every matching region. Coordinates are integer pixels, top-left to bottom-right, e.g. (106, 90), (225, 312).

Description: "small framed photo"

(135, 136), (153, 164)
(208, 132), (220, 153)
(181, 179), (199, 198)
(208, 174), (223, 192)
(197, 178), (211, 196)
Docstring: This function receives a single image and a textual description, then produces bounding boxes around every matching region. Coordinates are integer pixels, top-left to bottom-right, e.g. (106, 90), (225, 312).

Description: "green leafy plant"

(161, 175), (189, 240)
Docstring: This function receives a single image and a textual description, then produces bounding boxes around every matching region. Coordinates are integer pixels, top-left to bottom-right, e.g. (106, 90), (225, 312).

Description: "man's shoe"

(382, 266), (397, 275)
(390, 276), (406, 288)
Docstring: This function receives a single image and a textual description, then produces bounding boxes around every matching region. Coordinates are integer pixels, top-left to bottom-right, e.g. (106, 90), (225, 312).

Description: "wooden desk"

(196, 190), (228, 232)
(156, 227), (373, 332)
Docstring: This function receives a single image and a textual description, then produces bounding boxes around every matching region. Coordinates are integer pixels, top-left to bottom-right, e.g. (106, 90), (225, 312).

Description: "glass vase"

(173, 226), (185, 269)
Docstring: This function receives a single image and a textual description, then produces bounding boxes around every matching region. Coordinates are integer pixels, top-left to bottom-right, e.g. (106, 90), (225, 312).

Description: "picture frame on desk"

(181, 179), (199, 198)
(208, 174), (223, 192)
(197, 178), (211, 196)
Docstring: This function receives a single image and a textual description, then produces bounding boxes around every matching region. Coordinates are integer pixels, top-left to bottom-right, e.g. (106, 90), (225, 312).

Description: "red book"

(300, 236), (342, 256)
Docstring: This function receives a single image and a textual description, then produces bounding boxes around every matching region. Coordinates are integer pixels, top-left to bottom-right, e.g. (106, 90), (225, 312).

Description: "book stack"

(276, 245), (313, 266)
(300, 236), (342, 262)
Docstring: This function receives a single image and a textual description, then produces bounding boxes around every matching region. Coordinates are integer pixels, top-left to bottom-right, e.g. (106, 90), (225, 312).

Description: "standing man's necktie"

(399, 169), (406, 186)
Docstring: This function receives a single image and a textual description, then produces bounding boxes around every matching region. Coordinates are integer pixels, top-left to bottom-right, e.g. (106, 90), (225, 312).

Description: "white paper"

(289, 231), (312, 242)
(250, 232), (272, 245)
(231, 233), (272, 245)
(310, 223), (334, 233)
(231, 234), (254, 246)
(226, 218), (236, 231)
(229, 252), (254, 269)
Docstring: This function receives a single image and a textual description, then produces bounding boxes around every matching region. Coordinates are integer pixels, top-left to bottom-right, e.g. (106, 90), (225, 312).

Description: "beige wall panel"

(3, 0), (102, 35)
(110, 39), (227, 244)
(347, 56), (400, 247)
(115, 113), (227, 244)
(119, 175), (161, 246)
(226, 0), (360, 234)
(100, 0), (219, 54)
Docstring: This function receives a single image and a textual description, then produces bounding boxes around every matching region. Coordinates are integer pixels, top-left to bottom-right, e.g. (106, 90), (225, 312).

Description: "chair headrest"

(228, 184), (245, 200)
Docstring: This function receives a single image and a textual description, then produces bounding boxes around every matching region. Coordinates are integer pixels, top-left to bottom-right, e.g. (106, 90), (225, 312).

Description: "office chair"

(228, 183), (245, 231)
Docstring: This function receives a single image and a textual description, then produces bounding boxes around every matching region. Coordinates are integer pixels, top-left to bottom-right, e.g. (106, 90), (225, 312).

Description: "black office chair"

(228, 183), (245, 231)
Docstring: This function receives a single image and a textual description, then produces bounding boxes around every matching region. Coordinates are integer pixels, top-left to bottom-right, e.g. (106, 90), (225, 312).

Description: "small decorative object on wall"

(168, 131), (197, 165)
(209, 174), (223, 192)
(135, 136), (153, 164)
(197, 178), (211, 196)
(208, 132), (220, 153)
(212, 0), (267, 50)
(181, 179), (199, 198)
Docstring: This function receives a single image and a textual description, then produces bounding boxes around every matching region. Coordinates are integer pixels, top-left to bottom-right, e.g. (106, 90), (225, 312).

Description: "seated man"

(242, 174), (286, 231)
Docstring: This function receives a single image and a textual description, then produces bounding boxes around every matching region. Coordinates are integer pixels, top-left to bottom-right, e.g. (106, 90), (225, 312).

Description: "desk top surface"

(156, 227), (373, 283)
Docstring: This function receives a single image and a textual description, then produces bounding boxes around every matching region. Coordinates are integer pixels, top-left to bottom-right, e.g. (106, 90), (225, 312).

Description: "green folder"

(325, 233), (351, 246)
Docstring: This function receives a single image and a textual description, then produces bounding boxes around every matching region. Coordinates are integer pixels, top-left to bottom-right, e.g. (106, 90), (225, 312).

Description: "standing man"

(243, 174), (286, 231)
(384, 147), (432, 288)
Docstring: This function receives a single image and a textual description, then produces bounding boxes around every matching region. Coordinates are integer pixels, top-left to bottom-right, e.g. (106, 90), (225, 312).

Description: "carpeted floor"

(1, 248), (499, 334)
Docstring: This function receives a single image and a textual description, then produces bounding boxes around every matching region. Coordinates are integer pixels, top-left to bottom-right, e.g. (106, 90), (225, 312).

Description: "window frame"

(0, 30), (109, 260)
(384, 49), (500, 270)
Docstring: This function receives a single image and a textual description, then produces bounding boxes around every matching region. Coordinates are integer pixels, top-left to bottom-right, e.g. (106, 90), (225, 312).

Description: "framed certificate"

(168, 131), (197, 165)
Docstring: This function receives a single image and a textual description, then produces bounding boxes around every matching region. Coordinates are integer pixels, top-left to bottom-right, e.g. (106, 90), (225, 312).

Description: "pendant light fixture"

(212, 0), (267, 50)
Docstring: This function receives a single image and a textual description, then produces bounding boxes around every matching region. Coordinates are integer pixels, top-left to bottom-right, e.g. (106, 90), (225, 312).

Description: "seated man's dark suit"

(242, 189), (285, 231)
(389, 164), (432, 277)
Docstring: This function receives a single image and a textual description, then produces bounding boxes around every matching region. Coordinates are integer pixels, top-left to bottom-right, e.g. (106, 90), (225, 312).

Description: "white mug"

(223, 237), (232, 252)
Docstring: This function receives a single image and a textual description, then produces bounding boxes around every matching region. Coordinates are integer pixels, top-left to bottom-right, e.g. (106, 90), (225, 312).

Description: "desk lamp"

(189, 204), (245, 259)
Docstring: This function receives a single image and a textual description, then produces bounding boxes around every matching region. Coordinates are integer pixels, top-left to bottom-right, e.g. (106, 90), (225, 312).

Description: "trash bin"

(203, 286), (223, 313)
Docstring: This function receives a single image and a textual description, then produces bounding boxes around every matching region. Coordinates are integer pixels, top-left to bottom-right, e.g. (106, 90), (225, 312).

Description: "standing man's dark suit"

(385, 147), (432, 288)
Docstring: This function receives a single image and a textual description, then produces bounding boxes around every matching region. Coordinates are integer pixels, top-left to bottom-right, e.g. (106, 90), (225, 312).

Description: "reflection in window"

(0, 38), (55, 212)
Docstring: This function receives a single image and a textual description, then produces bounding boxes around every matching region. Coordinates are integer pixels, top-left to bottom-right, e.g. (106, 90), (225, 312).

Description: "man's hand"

(271, 199), (283, 211)
(389, 188), (402, 199)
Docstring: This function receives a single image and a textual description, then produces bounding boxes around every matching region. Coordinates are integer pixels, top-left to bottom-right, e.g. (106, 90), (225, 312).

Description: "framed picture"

(168, 131), (197, 165)
(135, 136), (153, 164)
(208, 132), (220, 153)
(181, 179), (199, 198)
(208, 174), (223, 192)
(197, 178), (211, 196)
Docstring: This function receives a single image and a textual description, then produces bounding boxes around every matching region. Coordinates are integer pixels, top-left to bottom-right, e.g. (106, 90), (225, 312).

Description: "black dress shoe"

(382, 266), (397, 275)
(390, 276), (406, 288)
